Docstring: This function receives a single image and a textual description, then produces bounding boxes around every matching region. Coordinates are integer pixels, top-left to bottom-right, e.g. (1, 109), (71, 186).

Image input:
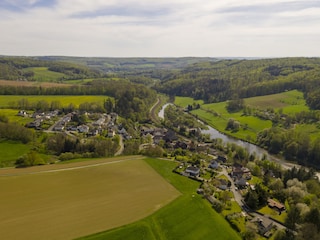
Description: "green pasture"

(80, 158), (241, 240)
(188, 90), (313, 141)
(24, 67), (66, 82)
(192, 107), (271, 141)
(174, 96), (204, 108)
(0, 95), (111, 108)
(245, 90), (309, 113)
(0, 141), (31, 167)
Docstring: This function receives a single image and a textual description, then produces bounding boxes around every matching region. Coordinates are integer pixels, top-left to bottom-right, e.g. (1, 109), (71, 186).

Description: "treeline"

(1, 80), (157, 122)
(0, 122), (34, 143)
(257, 127), (320, 168)
(46, 133), (119, 158)
(154, 58), (320, 109)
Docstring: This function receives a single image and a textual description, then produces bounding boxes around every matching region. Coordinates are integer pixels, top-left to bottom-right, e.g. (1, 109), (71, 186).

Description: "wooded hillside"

(154, 58), (320, 109)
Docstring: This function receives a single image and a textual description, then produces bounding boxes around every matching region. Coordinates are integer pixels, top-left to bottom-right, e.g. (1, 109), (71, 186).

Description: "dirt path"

(0, 155), (143, 177)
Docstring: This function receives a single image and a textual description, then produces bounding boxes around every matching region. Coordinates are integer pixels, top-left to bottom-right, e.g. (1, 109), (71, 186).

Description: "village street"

(218, 167), (286, 231)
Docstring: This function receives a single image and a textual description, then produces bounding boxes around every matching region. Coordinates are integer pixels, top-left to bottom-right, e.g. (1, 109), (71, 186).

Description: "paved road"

(218, 166), (286, 230)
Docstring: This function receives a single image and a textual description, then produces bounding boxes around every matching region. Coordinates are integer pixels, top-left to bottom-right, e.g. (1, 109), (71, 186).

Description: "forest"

(154, 58), (320, 110)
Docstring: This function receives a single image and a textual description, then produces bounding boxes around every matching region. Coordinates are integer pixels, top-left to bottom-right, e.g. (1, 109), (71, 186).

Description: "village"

(17, 108), (300, 238)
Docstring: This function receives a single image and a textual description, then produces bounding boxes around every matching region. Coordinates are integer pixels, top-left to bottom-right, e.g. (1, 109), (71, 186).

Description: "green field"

(0, 156), (180, 240)
(184, 90), (312, 141)
(79, 158), (241, 240)
(0, 108), (33, 125)
(24, 67), (66, 82)
(245, 90), (309, 113)
(0, 141), (31, 167)
(0, 95), (111, 108)
(192, 105), (272, 141)
(174, 96), (204, 108)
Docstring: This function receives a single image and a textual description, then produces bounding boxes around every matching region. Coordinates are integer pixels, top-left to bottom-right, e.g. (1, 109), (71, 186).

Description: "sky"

(0, 0), (319, 57)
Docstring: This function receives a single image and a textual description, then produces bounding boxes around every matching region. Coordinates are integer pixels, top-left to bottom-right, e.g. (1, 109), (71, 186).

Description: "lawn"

(0, 156), (180, 240)
(0, 109), (32, 125)
(79, 158), (241, 240)
(0, 95), (111, 108)
(0, 141), (31, 167)
(258, 206), (287, 223)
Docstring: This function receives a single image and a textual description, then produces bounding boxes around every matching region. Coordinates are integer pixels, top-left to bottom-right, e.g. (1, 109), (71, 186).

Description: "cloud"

(0, 0), (319, 57)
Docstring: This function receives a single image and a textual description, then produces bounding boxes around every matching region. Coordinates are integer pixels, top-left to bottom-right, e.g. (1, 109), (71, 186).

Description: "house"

(163, 129), (178, 142)
(235, 177), (248, 188)
(256, 218), (273, 236)
(218, 179), (228, 190)
(54, 125), (64, 131)
(267, 198), (285, 212)
(17, 110), (27, 117)
(174, 141), (188, 149)
(209, 160), (219, 169)
(185, 166), (200, 177)
(93, 118), (105, 126)
(78, 125), (89, 133)
(107, 128), (115, 137)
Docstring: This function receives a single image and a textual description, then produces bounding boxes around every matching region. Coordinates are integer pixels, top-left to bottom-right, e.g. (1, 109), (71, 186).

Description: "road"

(218, 167), (286, 230)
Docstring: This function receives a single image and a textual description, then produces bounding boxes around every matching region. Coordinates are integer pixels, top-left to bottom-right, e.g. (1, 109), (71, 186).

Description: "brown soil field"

(0, 80), (72, 88)
(0, 156), (180, 240)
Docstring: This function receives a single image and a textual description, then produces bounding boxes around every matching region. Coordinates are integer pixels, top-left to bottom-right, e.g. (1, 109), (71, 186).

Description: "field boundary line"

(0, 156), (143, 177)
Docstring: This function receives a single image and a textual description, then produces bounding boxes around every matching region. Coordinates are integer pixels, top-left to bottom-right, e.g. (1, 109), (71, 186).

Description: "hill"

(155, 57), (320, 109)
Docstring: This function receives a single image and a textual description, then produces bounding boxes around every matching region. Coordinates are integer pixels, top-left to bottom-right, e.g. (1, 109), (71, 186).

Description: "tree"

(15, 151), (45, 167)
(285, 205), (300, 230)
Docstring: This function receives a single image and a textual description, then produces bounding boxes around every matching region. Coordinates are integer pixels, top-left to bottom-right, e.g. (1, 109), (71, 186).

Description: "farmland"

(0, 95), (110, 108)
(79, 158), (241, 240)
(0, 80), (72, 88)
(0, 156), (180, 240)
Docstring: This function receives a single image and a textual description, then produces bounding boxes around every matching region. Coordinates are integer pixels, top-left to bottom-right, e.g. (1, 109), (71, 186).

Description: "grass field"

(0, 109), (32, 125)
(245, 90), (309, 113)
(0, 156), (180, 240)
(174, 96), (204, 108)
(79, 158), (241, 240)
(192, 107), (272, 141)
(0, 141), (31, 167)
(24, 67), (66, 82)
(187, 90), (310, 141)
(0, 95), (111, 108)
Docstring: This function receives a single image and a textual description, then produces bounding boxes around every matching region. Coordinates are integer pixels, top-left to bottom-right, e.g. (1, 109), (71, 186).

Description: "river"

(158, 103), (320, 179)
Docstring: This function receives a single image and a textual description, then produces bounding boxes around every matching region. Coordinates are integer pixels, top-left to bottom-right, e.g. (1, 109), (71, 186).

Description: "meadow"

(174, 96), (204, 108)
(24, 67), (66, 82)
(79, 158), (241, 240)
(176, 90), (312, 142)
(0, 141), (31, 167)
(0, 95), (111, 108)
(0, 156), (180, 240)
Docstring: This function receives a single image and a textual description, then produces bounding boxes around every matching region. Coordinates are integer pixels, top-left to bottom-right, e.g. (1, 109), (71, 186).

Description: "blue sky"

(0, 0), (319, 57)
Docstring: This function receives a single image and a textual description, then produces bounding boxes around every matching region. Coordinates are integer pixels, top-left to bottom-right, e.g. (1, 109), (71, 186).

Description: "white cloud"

(0, 0), (319, 57)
